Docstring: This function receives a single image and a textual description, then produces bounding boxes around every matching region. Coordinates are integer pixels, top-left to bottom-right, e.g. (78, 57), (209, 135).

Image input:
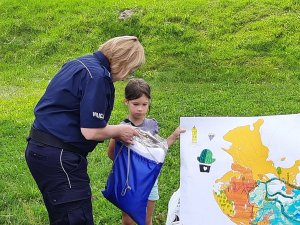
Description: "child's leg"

(122, 211), (135, 225)
(146, 179), (159, 225)
(146, 200), (156, 225)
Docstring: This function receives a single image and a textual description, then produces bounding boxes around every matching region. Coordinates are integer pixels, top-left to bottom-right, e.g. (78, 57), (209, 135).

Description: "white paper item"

(180, 114), (300, 225)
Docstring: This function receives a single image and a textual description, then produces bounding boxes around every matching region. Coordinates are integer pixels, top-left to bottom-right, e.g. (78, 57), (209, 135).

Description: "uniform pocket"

(61, 151), (85, 173)
(47, 186), (93, 225)
(47, 186), (91, 206)
(29, 150), (47, 161)
(25, 142), (48, 163)
(68, 206), (95, 225)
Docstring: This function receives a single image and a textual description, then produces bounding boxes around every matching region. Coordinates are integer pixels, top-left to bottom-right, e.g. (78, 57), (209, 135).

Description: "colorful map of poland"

(213, 119), (300, 225)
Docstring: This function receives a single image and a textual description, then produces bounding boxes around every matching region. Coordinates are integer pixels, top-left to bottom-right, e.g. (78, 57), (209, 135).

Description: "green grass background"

(1, 0), (300, 224)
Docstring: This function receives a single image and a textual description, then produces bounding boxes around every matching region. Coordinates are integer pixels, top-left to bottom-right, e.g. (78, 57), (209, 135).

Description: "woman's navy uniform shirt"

(33, 51), (115, 154)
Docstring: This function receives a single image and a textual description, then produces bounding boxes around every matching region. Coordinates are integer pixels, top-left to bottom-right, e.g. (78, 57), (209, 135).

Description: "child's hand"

(167, 127), (186, 147)
(172, 127), (186, 140)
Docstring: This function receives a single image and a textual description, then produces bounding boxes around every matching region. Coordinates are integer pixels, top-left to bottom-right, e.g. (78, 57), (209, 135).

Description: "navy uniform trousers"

(25, 139), (94, 225)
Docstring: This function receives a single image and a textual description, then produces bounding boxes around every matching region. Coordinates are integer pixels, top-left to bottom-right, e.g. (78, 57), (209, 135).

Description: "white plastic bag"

(129, 128), (168, 163)
(166, 188), (180, 225)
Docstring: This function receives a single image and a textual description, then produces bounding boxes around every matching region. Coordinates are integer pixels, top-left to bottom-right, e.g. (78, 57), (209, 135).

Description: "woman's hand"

(117, 124), (139, 145)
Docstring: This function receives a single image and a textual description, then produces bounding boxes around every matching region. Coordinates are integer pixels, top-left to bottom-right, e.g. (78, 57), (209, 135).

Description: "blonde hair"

(99, 36), (145, 81)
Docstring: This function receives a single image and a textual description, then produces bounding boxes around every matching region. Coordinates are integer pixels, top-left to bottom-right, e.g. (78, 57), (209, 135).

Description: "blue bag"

(102, 136), (166, 225)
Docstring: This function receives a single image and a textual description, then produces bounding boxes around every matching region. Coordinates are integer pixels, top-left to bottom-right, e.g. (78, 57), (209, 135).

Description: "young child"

(107, 78), (185, 225)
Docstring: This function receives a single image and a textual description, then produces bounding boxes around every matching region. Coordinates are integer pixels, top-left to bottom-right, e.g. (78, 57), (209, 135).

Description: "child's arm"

(166, 127), (186, 147)
(107, 139), (116, 160)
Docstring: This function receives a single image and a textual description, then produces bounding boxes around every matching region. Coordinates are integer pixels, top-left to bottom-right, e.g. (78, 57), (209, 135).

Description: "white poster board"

(180, 114), (300, 225)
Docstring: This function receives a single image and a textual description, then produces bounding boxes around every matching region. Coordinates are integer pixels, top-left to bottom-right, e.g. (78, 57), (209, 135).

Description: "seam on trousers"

(60, 149), (72, 188)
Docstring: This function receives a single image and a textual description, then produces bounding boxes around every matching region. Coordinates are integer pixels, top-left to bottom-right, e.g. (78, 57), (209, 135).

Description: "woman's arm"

(81, 124), (138, 145)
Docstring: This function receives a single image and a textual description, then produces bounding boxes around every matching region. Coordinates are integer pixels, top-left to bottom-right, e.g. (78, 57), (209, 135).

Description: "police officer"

(25, 36), (145, 225)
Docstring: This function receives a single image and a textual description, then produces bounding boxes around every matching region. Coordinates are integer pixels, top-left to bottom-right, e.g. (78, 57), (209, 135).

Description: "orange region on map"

(214, 118), (300, 224)
(214, 163), (257, 224)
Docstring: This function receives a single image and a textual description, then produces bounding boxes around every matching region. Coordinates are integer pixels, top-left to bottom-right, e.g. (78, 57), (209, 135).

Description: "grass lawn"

(1, 0), (300, 224)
